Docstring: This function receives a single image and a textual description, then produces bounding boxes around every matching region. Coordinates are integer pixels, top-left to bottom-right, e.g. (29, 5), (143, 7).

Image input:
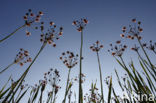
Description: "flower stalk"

(72, 18), (88, 103)
(60, 51), (78, 103)
(0, 62), (14, 74)
(96, 51), (104, 103)
(63, 68), (71, 103)
(0, 24), (26, 43)
(78, 30), (83, 103)
(90, 40), (104, 103)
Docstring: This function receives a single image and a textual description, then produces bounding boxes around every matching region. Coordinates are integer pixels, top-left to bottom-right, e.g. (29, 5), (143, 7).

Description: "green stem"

(0, 62), (14, 75)
(63, 68), (71, 103)
(136, 51), (156, 93)
(39, 91), (43, 103)
(96, 52), (104, 103)
(50, 90), (54, 103)
(68, 90), (71, 103)
(52, 93), (56, 103)
(137, 51), (156, 80)
(0, 24), (26, 43)
(78, 30), (83, 103)
(137, 37), (153, 69)
(119, 56), (127, 69)
(119, 57), (136, 88)
(15, 89), (22, 102)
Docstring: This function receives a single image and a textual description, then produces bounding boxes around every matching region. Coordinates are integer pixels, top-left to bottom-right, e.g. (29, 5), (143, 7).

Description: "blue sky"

(0, 0), (156, 102)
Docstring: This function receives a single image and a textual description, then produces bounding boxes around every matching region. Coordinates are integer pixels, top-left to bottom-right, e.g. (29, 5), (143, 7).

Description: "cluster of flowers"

(40, 22), (63, 47)
(131, 44), (140, 52)
(120, 19), (143, 40)
(72, 18), (88, 32)
(104, 76), (111, 85)
(24, 9), (44, 36)
(108, 41), (127, 57)
(143, 40), (156, 52)
(14, 48), (32, 66)
(43, 68), (61, 94)
(60, 51), (79, 69)
(74, 73), (86, 83)
(23, 9), (43, 26)
(84, 84), (101, 102)
(90, 40), (103, 52)
(39, 79), (47, 87)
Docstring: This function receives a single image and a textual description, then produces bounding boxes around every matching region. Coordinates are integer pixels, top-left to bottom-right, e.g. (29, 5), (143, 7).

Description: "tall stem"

(78, 30), (83, 103)
(136, 51), (156, 93)
(96, 52), (104, 103)
(63, 68), (71, 103)
(137, 37), (156, 78)
(39, 91), (43, 103)
(0, 62), (14, 75)
(137, 37), (153, 68)
(0, 24), (26, 43)
(119, 57), (135, 83)
(15, 89), (22, 102)
(119, 56), (127, 69)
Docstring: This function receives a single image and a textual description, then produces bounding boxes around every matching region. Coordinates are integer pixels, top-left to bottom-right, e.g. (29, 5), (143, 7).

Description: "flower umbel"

(43, 68), (61, 94)
(131, 45), (140, 52)
(0, 48), (31, 74)
(120, 18), (143, 40)
(39, 21), (63, 47)
(84, 82), (101, 103)
(72, 18), (88, 32)
(24, 9), (43, 26)
(146, 40), (156, 54)
(108, 40), (127, 57)
(14, 48), (32, 66)
(60, 51), (79, 69)
(24, 9), (44, 36)
(90, 40), (103, 52)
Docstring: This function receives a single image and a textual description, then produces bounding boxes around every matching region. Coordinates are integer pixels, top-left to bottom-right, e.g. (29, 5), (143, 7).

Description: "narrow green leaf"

(16, 88), (29, 103)
(108, 77), (112, 103)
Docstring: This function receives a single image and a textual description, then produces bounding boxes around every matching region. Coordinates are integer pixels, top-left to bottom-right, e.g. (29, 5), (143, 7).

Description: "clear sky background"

(0, 0), (156, 102)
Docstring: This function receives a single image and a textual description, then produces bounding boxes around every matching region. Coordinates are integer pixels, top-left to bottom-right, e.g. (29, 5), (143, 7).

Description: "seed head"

(39, 22), (63, 47)
(131, 45), (139, 52)
(24, 9), (44, 37)
(108, 41), (127, 57)
(90, 40), (104, 52)
(60, 51), (79, 69)
(41, 68), (61, 95)
(72, 18), (88, 32)
(14, 48), (32, 66)
(146, 40), (156, 52)
(120, 18), (143, 40)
